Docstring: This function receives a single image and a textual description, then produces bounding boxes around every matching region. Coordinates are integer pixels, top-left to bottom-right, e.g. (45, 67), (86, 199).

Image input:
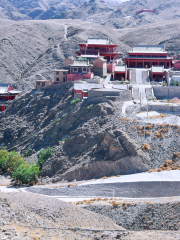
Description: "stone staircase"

(133, 87), (140, 100)
(145, 88), (154, 99)
(130, 69), (136, 83)
(142, 71), (150, 84)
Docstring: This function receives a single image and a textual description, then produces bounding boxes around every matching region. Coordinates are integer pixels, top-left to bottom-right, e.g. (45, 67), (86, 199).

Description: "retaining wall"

(88, 89), (131, 102)
(153, 86), (180, 99)
(141, 104), (180, 112)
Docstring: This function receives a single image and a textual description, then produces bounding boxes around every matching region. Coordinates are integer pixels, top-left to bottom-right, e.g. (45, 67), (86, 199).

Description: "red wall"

(174, 62), (180, 70)
(107, 64), (116, 73)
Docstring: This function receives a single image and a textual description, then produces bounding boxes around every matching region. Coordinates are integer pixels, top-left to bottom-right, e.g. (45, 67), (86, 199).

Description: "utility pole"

(140, 92), (141, 112)
(120, 91), (121, 114)
(147, 99), (148, 119)
(144, 123), (145, 139)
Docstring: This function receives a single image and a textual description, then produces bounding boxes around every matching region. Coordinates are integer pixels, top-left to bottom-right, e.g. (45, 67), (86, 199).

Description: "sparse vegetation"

(37, 147), (53, 170)
(142, 143), (151, 151)
(87, 104), (93, 110)
(150, 113), (166, 119)
(21, 148), (34, 157)
(0, 150), (40, 184)
(71, 98), (80, 105)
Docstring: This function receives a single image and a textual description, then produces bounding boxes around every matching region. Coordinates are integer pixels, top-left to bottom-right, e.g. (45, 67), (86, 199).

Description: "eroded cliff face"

(0, 82), (149, 181)
(42, 128), (149, 181)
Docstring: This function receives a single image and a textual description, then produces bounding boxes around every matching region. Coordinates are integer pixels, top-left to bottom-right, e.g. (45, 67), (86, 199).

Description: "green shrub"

(62, 113), (67, 118)
(171, 79), (175, 86)
(71, 98), (80, 105)
(12, 162), (40, 184)
(21, 148), (34, 157)
(0, 150), (40, 184)
(37, 147), (53, 170)
(87, 104), (93, 110)
(0, 150), (24, 172)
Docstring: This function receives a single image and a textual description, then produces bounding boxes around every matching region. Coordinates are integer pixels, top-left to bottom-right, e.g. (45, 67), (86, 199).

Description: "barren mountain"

(0, 18), (180, 90)
(0, 0), (88, 20)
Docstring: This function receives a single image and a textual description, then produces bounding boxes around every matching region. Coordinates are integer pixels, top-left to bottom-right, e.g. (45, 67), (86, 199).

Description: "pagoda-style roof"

(87, 38), (111, 45)
(130, 45), (168, 54)
(79, 38), (118, 46)
(69, 60), (93, 67)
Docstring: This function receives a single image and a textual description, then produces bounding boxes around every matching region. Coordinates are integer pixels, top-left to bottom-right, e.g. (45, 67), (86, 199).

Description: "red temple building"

(77, 38), (119, 62)
(0, 83), (21, 112)
(124, 45), (172, 69)
(136, 9), (155, 15)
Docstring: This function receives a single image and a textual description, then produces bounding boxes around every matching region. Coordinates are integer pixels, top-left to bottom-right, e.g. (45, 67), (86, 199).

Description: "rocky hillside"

(54, 0), (180, 29)
(0, 82), (150, 182)
(1, 81), (180, 182)
(1, 0), (88, 20)
(55, 0), (113, 20)
(1, 18), (180, 91)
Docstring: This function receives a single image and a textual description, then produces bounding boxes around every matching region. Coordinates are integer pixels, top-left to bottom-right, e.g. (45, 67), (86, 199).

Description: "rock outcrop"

(0, 82), (149, 181)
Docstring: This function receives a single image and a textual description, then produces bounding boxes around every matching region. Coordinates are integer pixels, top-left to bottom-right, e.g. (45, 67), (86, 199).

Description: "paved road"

(27, 181), (180, 198)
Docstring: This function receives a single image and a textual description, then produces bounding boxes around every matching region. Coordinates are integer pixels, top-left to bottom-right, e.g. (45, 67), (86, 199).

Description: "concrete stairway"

(133, 87), (140, 100)
(142, 71), (150, 84)
(145, 88), (154, 99)
(130, 69), (136, 83)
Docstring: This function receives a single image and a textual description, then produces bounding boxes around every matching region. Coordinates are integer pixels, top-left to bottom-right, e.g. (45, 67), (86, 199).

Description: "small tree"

(171, 79), (175, 86)
(21, 148), (34, 157)
(121, 77), (124, 83)
(176, 81), (179, 86)
(12, 163), (40, 184)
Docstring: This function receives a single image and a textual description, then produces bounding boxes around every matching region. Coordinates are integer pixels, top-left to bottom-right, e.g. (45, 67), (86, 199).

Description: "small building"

(63, 56), (75, 68)
(93, 58), (107, 77)
(54, 69), (69, 84)
(36, 80), (53, 89)
(114, 65), (127, 80)
(0, 83), (21, 112)
(67, 60), (94, 81)
(74, 83), (104, 99)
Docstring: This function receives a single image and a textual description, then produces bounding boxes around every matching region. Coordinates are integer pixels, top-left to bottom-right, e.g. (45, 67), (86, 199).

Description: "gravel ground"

(26, 182), (180, 198)
(0, 192), (125, 240)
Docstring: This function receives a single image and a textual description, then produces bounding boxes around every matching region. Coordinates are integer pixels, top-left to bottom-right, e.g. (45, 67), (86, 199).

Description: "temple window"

(42, 82), (45, 87)
(37, 82), (40, 85)
(101, 47), (106, 50)
(63, 72), (66, 75)
(56, 72), (59, 75)
(83, 68), (86, 72)
(56, 78), (59, 81)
